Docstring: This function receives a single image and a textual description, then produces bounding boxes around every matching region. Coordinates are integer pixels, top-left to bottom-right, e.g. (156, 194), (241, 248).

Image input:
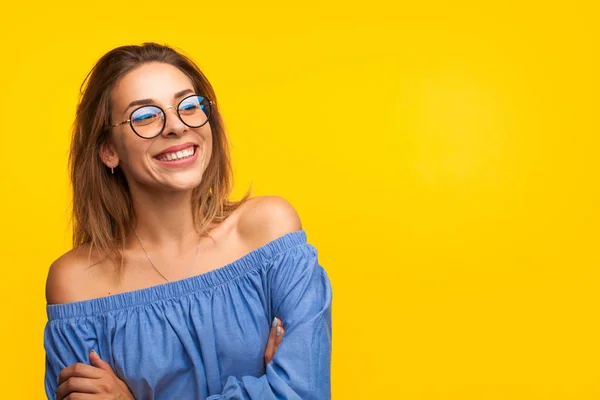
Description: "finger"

(264, 317), (280, 363)
(269, 317), (281, 346)
(88, 350), (114, 373)
(56, 377), (100, 400)
(265, 319), (278, 358)
(63, 393), (96, 400)
(274, 326), (285, 351)
(58, 363), (104, 386)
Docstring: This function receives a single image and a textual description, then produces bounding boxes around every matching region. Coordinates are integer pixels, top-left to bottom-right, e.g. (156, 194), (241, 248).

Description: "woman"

(44, 42), (333, 399)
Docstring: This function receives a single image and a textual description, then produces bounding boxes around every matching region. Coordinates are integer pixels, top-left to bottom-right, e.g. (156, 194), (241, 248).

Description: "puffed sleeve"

(43, 319), (95, 399)
(207, 243), (333, 399)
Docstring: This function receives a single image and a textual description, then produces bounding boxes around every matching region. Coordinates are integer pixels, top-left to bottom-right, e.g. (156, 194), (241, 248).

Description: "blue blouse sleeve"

(43, 319), (94, 399)
(207, 244), (333, 400)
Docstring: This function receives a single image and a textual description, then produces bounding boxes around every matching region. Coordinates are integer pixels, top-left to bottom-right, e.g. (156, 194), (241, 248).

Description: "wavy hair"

(69, 42), (249, 265)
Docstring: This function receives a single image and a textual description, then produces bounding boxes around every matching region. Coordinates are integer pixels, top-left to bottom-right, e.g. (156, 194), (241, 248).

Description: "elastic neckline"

(47, 229), (307, 321)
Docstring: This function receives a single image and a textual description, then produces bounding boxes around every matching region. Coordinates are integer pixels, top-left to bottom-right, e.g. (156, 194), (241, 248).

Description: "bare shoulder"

(46, 244), (109, 305)
(236, 195), (303, 249)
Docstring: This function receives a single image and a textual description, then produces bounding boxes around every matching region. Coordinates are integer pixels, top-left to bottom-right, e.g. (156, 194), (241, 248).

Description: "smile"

(155, 146), (196, 162)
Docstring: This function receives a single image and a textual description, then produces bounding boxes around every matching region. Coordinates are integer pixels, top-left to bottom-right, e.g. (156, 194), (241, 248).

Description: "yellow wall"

(1, 1), (598, 398)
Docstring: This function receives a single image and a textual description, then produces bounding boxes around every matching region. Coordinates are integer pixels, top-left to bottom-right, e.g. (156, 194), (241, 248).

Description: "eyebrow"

(123, 89), (195, 114)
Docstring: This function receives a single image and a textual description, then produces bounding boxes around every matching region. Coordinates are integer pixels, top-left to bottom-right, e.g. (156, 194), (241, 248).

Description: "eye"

(132, 107), (162, 126)
(179, 96), (207, 115)
(180, 103), (200, 112)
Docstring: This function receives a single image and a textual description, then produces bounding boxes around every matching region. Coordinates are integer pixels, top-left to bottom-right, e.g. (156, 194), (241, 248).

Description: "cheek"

(206, 135), (213, 154)
(201, 127), (213, 155)
(116, 133), (150, 164)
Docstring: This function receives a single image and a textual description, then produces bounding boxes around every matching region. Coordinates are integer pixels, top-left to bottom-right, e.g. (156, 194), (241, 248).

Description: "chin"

(163, 173), (205, 192)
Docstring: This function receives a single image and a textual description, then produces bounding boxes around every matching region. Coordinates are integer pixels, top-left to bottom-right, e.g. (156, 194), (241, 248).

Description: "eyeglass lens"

(130, 95), (210, 138)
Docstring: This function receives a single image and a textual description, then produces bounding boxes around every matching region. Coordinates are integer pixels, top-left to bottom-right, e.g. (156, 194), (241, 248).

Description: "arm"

(207, 243), (333, 400)
(45, 314), (287, 400)
(44, 251), (133, 400)
(44, 320), (92, 398)
(44, 254), (93, 398)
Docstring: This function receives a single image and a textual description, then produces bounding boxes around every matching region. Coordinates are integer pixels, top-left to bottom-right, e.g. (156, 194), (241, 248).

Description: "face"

(101, 62), (213, 192)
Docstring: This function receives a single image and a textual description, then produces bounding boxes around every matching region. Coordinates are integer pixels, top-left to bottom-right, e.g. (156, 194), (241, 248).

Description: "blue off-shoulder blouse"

(44, 230), (332, 399)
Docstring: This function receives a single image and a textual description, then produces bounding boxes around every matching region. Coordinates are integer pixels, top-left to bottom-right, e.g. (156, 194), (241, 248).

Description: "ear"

(99, 141), (120, 169)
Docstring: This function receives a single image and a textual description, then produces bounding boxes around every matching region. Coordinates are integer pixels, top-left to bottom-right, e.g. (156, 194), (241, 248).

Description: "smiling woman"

(43, 43), (332, 399)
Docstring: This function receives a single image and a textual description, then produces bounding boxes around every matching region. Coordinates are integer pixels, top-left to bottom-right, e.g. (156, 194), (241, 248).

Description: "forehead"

(111, 62), (194, 109)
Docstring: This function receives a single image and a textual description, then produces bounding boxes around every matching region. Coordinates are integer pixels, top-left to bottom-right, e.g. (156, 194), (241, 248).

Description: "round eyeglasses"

(109, 94), (213, 139)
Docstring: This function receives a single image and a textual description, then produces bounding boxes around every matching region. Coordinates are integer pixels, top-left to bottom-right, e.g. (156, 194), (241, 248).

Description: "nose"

(160, 106), (187, 137)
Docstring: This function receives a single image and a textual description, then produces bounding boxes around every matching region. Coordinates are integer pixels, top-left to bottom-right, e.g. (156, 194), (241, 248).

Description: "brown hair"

(69, 42), (249, 265)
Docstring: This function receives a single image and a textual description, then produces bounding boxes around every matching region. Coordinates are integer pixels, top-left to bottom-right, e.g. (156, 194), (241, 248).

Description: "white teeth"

(158, 146), (195, 162)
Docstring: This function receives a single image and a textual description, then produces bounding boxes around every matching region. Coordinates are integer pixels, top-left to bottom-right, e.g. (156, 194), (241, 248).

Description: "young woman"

(44, 43), (332, 399)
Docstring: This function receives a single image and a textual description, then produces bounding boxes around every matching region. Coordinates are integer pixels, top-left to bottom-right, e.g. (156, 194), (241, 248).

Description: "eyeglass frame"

(106, 94), (214, 139)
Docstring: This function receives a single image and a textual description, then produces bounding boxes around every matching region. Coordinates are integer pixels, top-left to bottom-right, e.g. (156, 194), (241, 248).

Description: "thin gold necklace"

(132, 228), (200, 283)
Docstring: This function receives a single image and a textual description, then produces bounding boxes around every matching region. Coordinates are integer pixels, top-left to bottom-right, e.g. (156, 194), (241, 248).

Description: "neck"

(127, 186), (200, 252)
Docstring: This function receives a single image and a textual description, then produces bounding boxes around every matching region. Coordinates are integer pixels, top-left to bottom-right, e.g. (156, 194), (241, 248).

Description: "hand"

(264, 317), (285, 365)
(56, 350), (134, 400)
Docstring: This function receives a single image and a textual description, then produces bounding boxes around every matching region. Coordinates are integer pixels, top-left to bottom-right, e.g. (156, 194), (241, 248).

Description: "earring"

(111, 167), (114, 174)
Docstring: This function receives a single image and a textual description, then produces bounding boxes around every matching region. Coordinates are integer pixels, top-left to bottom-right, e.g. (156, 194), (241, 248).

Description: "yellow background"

(0, 1), (598, 398)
